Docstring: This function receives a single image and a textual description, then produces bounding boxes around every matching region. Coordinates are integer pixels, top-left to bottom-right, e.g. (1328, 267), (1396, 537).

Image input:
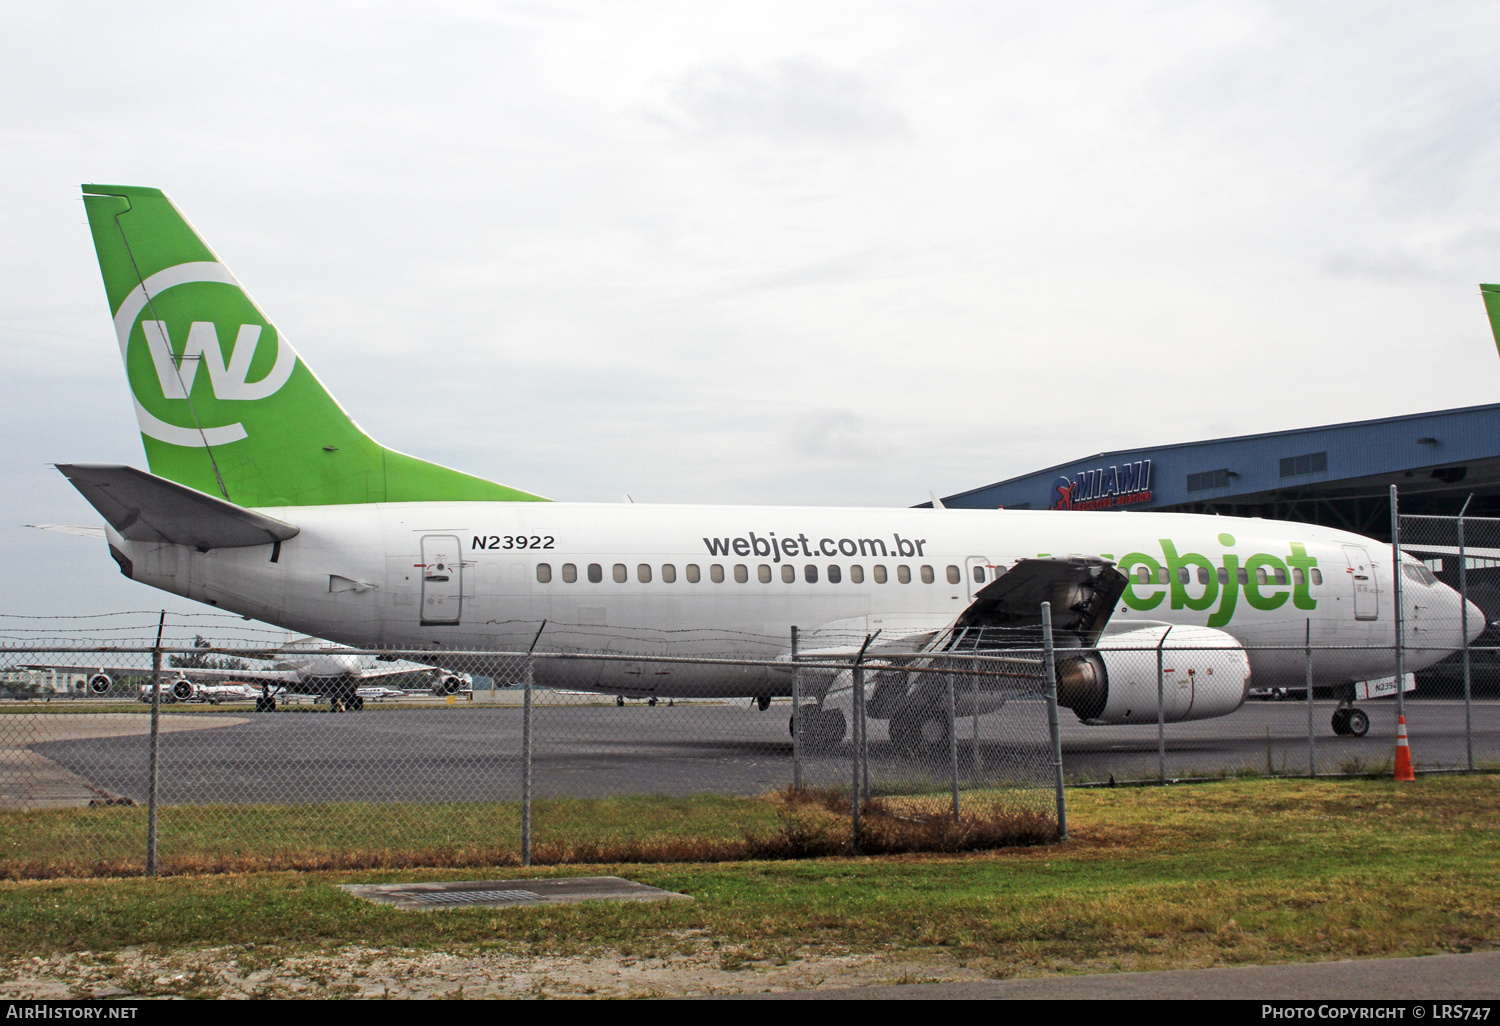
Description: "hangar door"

(420, 534), (463, 626)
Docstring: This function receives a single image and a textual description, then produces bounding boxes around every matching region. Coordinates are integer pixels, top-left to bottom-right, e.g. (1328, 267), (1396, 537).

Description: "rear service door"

(1342, 544), (1378, 621)
(420, 534), (463, 625)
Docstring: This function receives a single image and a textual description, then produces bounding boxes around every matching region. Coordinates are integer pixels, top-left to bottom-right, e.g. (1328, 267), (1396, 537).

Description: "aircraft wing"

(793, 557), (1128, 662)
(944, 556), (1127, 650)
(27, 663), (302, 684)
(356, 664), (438, 681)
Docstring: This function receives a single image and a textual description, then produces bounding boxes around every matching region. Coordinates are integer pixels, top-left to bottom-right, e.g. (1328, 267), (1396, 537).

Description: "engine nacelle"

(432, 674), (467, 696)
(170, 678), (196, 701)
(88, 673), (112, 695)
(1055, 624), (1250, 725)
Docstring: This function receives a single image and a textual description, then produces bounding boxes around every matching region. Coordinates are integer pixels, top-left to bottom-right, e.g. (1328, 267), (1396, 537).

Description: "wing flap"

(55, 464), (299, 549)
(947, 556), (1127, 650)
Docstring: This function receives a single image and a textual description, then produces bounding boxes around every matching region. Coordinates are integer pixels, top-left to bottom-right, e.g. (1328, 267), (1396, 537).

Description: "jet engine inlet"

(1055, 652), (1108, 720)
(88, 673), (112, 695)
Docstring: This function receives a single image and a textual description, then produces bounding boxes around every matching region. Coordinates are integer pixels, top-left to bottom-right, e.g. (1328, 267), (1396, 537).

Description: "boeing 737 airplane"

(46, 184), (1485, 744)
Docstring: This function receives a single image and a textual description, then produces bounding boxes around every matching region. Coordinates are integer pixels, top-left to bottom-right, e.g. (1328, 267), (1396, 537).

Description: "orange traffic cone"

(1394, 715), (1416, 782)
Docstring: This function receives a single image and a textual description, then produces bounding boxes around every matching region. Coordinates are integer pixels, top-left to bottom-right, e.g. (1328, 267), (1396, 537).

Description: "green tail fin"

(80, 185), (545, 507)
(1482, 284), (1500, 359)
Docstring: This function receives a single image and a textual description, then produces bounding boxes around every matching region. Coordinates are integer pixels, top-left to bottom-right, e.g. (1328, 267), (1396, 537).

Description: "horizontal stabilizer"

(26, 524), (107, 539)
(55, 464), (299, 549)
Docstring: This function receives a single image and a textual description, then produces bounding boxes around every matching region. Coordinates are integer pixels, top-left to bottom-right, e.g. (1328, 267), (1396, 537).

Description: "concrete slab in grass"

(339, 876), (692, 911)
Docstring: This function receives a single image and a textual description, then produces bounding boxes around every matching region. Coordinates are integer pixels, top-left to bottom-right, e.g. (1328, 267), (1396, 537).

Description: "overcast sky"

(4, 1), (1500, 636)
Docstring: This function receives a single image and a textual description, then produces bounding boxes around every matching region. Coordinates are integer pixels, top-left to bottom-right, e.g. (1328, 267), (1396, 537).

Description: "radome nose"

(1466, 599), (1487, 643)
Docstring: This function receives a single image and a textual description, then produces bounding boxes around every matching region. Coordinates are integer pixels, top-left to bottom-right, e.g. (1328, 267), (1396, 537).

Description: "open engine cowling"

(88, 673), (112, 695)
(1055, 624), (1250, 725)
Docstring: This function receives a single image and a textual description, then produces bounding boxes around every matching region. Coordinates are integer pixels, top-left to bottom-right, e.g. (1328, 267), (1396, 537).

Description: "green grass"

(0, 775), (1495, 974)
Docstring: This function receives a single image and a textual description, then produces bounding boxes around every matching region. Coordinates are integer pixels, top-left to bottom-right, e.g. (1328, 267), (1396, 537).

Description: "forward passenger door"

(1342, 544), (1378, 621)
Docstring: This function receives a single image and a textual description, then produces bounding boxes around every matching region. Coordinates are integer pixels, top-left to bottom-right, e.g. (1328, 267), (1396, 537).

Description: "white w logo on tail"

(140, 321), (290, 401)
(113, 261), (299, 448)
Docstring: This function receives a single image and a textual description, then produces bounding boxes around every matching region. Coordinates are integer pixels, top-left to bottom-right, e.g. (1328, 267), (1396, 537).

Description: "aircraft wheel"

(1346, 708), (1370, 737)
(757, 694), (771, 711)
(1331, 709), (1351, 736)
(918, 714), (950, 750)
(815, 708), (846, 745)
(789, 705), (822, 739)
(616, 696), (625, 707)
(255, 697), (269, 713)
(889, 710), (920, 752)
(648, 697), (657, 707)
(351, 695), (365, 712)
(891, 711), (950, 753)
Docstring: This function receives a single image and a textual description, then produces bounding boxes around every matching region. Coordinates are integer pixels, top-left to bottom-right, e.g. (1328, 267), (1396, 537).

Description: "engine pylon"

(1394, 715), (1416, 782)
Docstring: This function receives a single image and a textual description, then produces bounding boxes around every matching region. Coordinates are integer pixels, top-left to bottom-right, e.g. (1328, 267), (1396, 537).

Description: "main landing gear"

(789, 706), (845, 745)
(889, 708), (950, 753)
(328, 686), (364, 713)
(255, 685), (276, 713)
(1331, 707), (1370, 737)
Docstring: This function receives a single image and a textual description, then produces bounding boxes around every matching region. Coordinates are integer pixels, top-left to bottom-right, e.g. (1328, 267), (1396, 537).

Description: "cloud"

(788, 410), (893, 463)
(658, 57), (908, 142)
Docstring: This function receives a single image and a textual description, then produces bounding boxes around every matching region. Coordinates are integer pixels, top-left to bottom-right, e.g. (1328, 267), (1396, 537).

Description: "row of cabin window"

(535, 562), (966, 585)
(1131, 565), (1323, 586)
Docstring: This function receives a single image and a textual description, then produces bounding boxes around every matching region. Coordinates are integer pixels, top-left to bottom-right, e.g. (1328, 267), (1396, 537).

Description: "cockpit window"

(1402, 563), (1438, 587)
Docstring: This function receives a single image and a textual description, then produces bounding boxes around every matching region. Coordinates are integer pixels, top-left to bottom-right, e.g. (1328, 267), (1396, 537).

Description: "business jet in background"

(41, 185), (1483, 742)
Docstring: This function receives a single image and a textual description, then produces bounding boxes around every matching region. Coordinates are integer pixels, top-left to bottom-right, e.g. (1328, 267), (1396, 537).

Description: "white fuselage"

(104, 502), (1480, 702)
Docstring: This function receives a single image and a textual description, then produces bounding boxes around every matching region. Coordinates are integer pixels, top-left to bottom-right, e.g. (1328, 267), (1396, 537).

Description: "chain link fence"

(3, 565), (1495, 880)
(0, 615), (1067, 878)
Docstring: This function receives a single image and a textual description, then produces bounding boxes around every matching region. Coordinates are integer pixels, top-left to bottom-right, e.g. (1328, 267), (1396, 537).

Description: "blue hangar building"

(933, 401), (1500, 544)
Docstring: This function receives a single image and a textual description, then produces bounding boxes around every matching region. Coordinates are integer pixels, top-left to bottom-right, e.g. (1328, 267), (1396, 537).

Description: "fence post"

(521, 620), (546, 868)
(1458, 495), (1474, 772)
(1391, 484), (1405, 726)
(790, 626), (801, 792)
(1040, 602), (1067, 841)
(1156, 626), (1171, 784)
(1305, 619), (1316, 778)
(146, 611), (164, 877)
(850, 661), (862, 846)
(850, 633), (875, 848)
(946, 672), (960, 823)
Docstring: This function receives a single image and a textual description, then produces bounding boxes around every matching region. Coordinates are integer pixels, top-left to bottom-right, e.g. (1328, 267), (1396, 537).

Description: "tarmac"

(3, 698), (1496, 806)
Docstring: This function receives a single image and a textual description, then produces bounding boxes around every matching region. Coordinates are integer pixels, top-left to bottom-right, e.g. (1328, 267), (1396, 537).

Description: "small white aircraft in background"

(355, 686), (409, 702)
(37, 636), (472, 712)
